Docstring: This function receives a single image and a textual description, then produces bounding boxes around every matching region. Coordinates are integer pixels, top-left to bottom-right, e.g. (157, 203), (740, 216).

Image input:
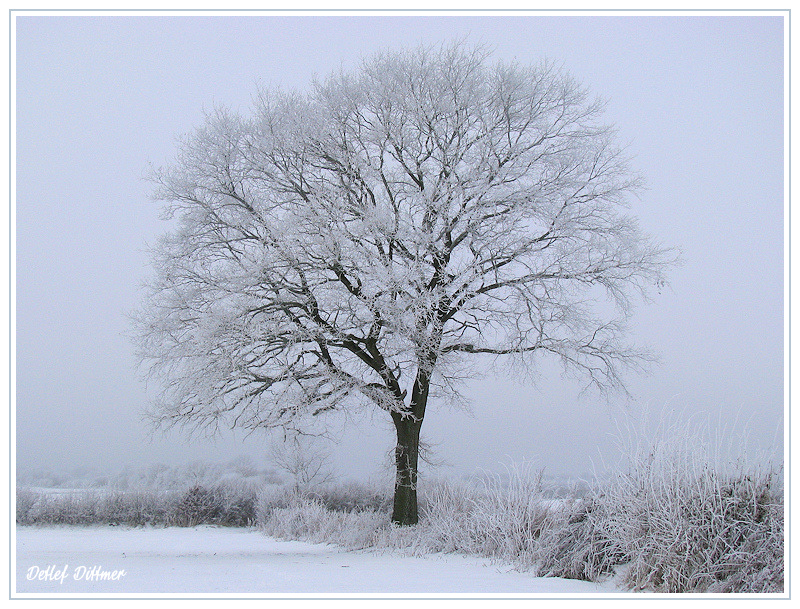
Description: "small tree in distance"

(268, 432), (335, 493)
(135, 42), (676, 525)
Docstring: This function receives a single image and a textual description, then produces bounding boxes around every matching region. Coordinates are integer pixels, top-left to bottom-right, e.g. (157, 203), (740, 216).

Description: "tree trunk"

(391, 415), (422, 525)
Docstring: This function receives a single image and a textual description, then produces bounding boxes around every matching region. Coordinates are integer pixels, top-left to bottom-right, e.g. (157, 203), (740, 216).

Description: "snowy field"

(16, 525), (620, 596)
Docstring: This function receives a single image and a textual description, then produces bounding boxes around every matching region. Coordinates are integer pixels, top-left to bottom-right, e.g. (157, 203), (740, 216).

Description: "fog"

(14, 13), (785, 483)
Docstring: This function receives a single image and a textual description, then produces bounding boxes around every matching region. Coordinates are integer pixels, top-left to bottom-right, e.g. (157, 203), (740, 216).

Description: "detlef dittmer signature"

(26, 564), (127, 583)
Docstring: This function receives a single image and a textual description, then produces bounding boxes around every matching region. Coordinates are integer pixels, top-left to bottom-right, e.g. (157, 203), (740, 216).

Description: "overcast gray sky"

(14, 13), (785, 482)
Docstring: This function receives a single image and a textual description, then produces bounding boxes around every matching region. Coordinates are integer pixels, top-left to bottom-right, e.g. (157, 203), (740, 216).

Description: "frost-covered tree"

(135, 43), (675, 525)
(268, 432), (335, 493)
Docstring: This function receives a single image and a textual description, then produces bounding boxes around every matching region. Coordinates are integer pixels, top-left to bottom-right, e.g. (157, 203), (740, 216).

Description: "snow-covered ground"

(15, 525), (621, 596)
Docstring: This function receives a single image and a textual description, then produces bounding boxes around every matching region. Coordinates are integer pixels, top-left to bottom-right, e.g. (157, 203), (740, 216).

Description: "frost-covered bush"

(16, 487), (42, 525)
(23, 490), (104, 525)
(215, 484), (259, 527)
(305, 481), (391, 513)
(418, 466), (552, 564)
(17, 488), (180, 526)
(612, 462), (783, 592)
(532, 423), (784, 593)
(415, 477), (477, 553)
(256, 480), (390, 524)
(173, 485), (222, 526)
(101, 489), (180, 526)
(533, 495), (625, 581)
(255, 485), (296, 523)
(468, 465), (551, 565)
(17, 480), (258, 528)
(172, 483), (259, 527)
(262, 495), (389, 550)
(16, 458), (274, 527)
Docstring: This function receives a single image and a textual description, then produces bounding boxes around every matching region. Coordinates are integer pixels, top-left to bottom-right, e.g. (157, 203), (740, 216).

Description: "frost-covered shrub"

(256, 480), (390, 525)
(615, 465), (783, 593)
(416, 477), (477, 553)
(305, 481), (391, 513)
(255, 485), (298, 523)
(101, 489), (179, 526)
(16, 487), (42, 525)
(17, 480), (258, 528)
(471, 465), (551, 565)
(24, 491), (104, 525)
(173, 485), (222, 526)
(418, 466), (553, 565)
(533, 495), (626, 581)
(532, 424), (784, 593)
(171, 484), (257, 527)
(213, 483), (259, 526)
(262, 495), (389, 550)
